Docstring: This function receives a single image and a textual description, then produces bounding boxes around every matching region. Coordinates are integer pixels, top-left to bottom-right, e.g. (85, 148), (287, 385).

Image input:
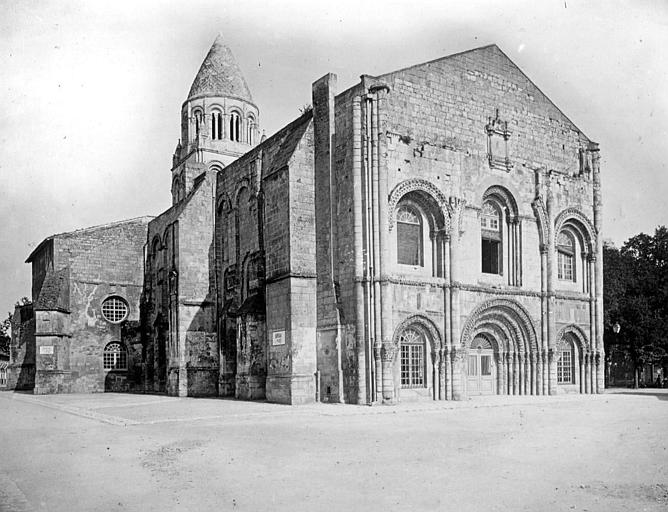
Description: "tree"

(604, 227), (668, 388)
(0, 314), (10, 355)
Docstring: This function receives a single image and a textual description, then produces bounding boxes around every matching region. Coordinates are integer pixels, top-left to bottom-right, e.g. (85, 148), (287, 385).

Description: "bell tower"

(171, 35), (260, 204)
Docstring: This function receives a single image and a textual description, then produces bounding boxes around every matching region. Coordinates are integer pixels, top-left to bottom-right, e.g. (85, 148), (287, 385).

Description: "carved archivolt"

(556, 324), (590, 352)
(460, 299), (538, 353)
(531, 196), (550, 251)
(388, 178), (451, 233)
(392, 314), (443, 353)
(483, 185), (519, 222)
(553, 208), (596, 253)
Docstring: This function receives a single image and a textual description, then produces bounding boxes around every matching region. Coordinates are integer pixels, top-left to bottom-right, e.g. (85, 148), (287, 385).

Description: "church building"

(143, 37), (604, 404)
(10, 36), (604, 404)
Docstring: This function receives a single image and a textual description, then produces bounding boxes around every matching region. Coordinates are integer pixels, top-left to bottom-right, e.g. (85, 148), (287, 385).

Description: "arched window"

(103, 342), (127, 370)
(247, 116), (255, 145)
(229, 111), (240, 142)
(211, 110), (223, 140)
(557, 338), (575, 384)
(400, 329), (426, 388)
(101, 296), (129, 323)
(397, 205), (423, 266)
(481, 200), (502, 274)
(193, 110), (203, 137)
(480, 187), (521, 285)
(557, 231), (576, 281)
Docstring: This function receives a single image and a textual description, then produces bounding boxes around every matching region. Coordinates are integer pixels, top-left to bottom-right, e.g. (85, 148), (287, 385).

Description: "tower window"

(247, 116), (255, 145)
(557, 231), (575, 281)
(194, 110), (203, 137)
(396, 205), (423, 266)
(211, 110), (223, 140)
(229, 112), (240, 142)
(481, 201), (502, 274)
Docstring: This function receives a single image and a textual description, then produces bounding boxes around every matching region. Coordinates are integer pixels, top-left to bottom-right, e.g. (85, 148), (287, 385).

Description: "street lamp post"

(610, 323), (620, 387)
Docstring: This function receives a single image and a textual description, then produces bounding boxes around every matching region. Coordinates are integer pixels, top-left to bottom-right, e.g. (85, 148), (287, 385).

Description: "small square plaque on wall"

(272, 330), (285, 346)
(39, 345), (54, 355)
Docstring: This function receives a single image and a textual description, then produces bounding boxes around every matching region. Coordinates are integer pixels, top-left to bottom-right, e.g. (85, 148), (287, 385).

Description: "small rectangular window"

(482, 238), (501, 274)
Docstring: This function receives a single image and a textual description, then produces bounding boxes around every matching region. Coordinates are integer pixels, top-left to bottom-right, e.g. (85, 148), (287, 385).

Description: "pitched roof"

(187, 35), (253, 103)
(26, 216), (154, 263)
(222, 110), (312, 178)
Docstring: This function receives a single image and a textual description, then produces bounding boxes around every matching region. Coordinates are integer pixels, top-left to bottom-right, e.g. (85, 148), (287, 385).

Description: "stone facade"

(11, 39), (604, 404)
(8, 218), (151, 393)
(316, 45), (603, 403)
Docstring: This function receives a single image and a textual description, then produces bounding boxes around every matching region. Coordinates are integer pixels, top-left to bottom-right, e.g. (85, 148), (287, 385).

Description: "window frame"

(557, 340), (575, 384)
(229, 111), (241, 142)
(396, 204), (424, 267)
(101, 296), (129, 324)
(400, 329), (426, 389)
(103, 342), (128, 371)
(557, 231), (576, 282)
(481, 200), (503, 275)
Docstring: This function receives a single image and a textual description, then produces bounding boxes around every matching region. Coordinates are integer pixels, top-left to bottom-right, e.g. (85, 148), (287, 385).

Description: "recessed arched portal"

(461, 299), (540, 397)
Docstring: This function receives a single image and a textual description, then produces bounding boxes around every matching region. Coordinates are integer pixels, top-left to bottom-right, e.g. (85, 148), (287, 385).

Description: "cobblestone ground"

(0, 389), (666, 512)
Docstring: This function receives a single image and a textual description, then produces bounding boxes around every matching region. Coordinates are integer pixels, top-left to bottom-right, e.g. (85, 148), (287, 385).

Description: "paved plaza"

(1, 390), (666, 511)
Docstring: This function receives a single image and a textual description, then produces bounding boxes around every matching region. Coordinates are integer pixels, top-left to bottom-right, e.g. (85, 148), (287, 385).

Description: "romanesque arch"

(556, 323), (589, 352)
(460, 299), (540, 396)
(553, 208), (596, 254)
(392, 314), (443, 353)
(387, 178), (451, 233)
(391, 314), (443, 398)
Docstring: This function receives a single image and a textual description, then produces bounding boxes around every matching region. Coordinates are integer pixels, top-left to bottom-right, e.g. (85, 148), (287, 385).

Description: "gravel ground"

(0, 389), (666, 512)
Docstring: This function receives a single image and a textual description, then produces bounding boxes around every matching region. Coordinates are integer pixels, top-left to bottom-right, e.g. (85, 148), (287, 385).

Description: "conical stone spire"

(187, 35), (253, 102)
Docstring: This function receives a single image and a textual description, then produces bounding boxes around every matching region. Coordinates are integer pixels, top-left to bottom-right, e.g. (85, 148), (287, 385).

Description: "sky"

(1, 0), (667, 316)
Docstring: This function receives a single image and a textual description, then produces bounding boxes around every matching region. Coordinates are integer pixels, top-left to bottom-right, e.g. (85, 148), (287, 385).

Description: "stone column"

(444, 235), (452, 400)
(530, 353), (537, 395)
(592, 147), (605, 393)
(518, 353), (525, 395)
(451, 348), (464, 401)
(352, 95), (367, 405)
(535, 351), (542, 395)
(438, 347), (445, 400)
(584, 353), (591, 394)
(432, 350), (440, 401)
(381, 342), (397, 403)
(548, 349), (557, 395)
(505, 353), (512, 395)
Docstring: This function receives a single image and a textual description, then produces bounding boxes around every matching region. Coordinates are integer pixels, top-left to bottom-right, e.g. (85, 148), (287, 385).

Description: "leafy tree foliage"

(0, 314), (10, 355)
(604, 226), (668, 387)
(0, 297), (32, 355)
